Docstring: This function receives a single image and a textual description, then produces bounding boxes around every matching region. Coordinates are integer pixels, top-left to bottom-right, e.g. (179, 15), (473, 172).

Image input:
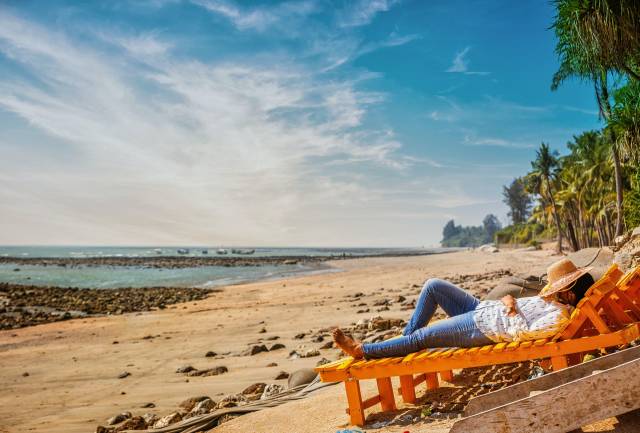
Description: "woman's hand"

(501, 294), (518, 317)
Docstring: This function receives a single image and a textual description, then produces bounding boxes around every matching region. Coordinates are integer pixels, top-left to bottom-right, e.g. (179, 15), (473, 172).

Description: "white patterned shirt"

(473, 296), (573, 343)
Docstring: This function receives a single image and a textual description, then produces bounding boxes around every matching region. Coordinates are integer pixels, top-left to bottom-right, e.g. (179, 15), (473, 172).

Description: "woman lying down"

(332, 258), (594, 359)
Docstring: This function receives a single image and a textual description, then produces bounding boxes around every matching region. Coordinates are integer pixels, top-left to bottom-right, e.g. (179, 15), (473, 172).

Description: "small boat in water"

(201, 249), (208, 254)
(216, 249), (228, 255)
(177, 248), (190, 254)
(231, 248), (255, 255)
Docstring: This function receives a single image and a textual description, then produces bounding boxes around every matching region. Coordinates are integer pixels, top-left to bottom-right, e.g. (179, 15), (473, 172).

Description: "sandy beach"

(0, 248), (558, 433)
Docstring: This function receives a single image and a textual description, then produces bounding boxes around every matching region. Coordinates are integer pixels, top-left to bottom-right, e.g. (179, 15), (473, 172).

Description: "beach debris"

(265, 335), (279, 340)
(242, 344), (268, 356)
(311, 335), (324, 342)
(186, 366), (228, 377)
(294, 333), (306, 339)
(259, 327), (267, 333)
(217, 393), (248, 408)
(140, 402), (155, 408)
(153, 412), (182, 429)
(141, 413), (158, 426)
(21, 372), (29, 377)
(395, 295), (406, 303)
(266, 362), (278, 367)
(204, 350), (217, 357)
(106, 412), (131, 425)
(241, 383), (266, 401)
(260, 384), (284, 399)
(274, 371), (289, 380)
(217, 414), (240, 425)
(117, 371), (130, 379)
(372, 299), (390, 306)
(268, 343), (285, 351)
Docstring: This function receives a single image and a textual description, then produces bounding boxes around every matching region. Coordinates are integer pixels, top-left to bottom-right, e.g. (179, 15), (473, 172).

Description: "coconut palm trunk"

(546, 177), (563, 253)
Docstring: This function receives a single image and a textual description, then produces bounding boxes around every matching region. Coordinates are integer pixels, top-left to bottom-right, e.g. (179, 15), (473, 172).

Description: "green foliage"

(611, 79), (640, 162)
(625, 166), (640, 229)
(495, 223), (546, 246)
(441, 215), (502, 247)
(502, 177), (532, 224)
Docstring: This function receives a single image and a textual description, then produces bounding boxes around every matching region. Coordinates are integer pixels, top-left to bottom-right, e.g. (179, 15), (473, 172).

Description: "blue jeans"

(362, 278), (493, 359)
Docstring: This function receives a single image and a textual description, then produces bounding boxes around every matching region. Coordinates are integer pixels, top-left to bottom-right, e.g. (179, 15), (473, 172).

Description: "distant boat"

(201, 249), (208, 254)
(153, 248), (162, 254)
(231, 248), (255, 255)
(177, 248), (190, 254)
(216, 249), (228, 255)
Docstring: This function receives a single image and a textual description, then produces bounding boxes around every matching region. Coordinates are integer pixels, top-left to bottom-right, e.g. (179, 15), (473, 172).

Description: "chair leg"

(440, 370), (454, 382)
(345, 379), (365, 426)
(376, 377), (396, 411)
(399, 375), (416, 404)
(551, 355), (568, 371)
(426, 372), (439, 389)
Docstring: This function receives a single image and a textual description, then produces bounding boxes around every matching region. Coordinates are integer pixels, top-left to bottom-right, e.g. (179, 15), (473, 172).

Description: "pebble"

(191, 398), (216, 415)
(294, 333), (306, 339)
(301, 349), (320, 358)
(274, 371), (289, 380)
(140, 402), (155, 408)
(205, 351), (217, 357)
(106, 412), (131, 425)
(175, 365), (196, 374)
(242, 344), (268, 356)
(179, 396), (210, 411)
(266, 362), (278, 367)
(269, 343), (285, 351)
(117, 371), (130, 379)
(153, 412), (182, 429)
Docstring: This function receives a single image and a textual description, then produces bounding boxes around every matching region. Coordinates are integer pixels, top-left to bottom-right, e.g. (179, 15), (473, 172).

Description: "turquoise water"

(0, 246), (448, 289)
(0, 245), (440, 258)
(0, 263), (332, 289)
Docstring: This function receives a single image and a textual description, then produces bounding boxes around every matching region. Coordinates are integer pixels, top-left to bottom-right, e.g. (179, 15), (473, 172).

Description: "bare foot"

(332, 328), (364, 359)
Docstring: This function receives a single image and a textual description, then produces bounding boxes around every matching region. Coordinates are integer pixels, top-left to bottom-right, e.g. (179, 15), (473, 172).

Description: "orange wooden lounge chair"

(315, 265), (640, 426)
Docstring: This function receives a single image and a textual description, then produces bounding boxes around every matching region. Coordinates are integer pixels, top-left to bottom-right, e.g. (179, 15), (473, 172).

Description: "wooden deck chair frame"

(315, 265), (640, 426)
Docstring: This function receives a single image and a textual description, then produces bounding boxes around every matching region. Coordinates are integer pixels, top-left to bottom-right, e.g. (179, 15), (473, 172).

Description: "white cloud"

(190, 0), (317, 31)
(446, 46), (490, 75)
(0, 10), (463, 246)
(338, 0), (399, 27)
(463, 135), (535, 149)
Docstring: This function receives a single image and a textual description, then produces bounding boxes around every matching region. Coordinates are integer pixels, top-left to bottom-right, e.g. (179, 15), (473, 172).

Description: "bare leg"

(332, 328), (364, 359)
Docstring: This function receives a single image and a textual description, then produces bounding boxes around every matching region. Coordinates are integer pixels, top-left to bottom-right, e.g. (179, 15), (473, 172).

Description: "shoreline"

(0, 249), (556, 433)
(0, 250), (457, 269)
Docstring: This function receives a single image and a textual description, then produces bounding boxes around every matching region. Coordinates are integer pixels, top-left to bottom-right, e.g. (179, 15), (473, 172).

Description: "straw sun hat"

(540, 258), (593, 297)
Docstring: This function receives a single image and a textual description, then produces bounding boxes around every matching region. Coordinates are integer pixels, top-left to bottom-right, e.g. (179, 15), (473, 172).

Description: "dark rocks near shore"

(0, 282), (215, 330)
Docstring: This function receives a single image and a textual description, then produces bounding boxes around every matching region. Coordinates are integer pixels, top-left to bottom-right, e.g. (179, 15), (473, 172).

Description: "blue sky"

(0, 0), (601, 246)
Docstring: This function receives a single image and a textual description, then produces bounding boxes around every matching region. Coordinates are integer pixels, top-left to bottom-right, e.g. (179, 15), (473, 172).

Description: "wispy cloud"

(446, 46), (490, 75)
(463, 135), (536, 149)
(338, 0), (400, 27)
(0, 9), (454, 246)
(190, 0), (317, 31)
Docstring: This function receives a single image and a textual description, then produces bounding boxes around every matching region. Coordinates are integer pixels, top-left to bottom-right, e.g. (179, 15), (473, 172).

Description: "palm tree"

(531, 143), (564, 253)
(552, 0), (640, 81)
(551, 0), (631, 237)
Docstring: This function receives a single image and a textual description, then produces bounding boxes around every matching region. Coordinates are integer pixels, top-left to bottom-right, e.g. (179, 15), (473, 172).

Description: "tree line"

(498, 0), (640, 252)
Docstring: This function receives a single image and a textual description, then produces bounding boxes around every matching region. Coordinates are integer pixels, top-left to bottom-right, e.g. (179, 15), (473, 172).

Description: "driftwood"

(464, 344), (640, 416)
(450, 355), (640, 433)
